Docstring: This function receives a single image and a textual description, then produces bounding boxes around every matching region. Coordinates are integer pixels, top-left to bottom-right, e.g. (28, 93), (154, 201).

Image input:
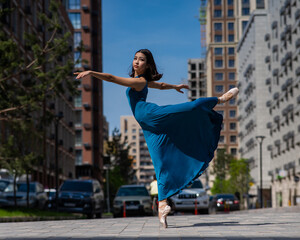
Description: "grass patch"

(0, 207), (79, 218)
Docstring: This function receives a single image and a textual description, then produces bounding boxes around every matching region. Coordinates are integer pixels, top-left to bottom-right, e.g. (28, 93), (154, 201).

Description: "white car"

(170, 179), (209, 214)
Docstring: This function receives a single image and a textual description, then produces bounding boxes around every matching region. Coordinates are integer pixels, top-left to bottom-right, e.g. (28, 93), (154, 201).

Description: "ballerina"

(75, 49), (239, 228)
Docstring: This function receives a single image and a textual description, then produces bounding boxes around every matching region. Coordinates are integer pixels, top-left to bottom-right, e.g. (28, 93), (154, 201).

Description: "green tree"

(0, 0), (80, 207)
(228, 158), (250, 208)
(104, 128), (133, 208)
(210, 148), (232, 194)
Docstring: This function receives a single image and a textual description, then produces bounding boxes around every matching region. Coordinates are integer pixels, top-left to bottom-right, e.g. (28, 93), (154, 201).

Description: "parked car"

(170, 179), (209, 214)
(209, 193), (240, 213)
(0, 179), (14, 193)
(58, 179), (104, 218)
(113, 185), (152, 217)
(0, 182), (47, 209)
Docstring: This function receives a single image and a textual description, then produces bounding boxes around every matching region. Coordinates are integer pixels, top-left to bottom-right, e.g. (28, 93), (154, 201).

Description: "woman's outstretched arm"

(74, 71), (147, 91)
(148, 81), (189, 94)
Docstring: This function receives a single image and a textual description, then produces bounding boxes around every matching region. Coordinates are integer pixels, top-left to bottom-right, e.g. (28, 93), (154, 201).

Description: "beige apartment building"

(206, 0), (267, 157)
(120, 116), (155, 188)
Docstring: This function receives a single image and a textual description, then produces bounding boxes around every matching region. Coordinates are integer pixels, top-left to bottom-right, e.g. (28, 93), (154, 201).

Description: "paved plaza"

(0, 206), (300, 239)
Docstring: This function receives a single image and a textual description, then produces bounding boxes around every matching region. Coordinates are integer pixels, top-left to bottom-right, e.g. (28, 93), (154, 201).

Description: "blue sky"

(102, 0), (202, 133)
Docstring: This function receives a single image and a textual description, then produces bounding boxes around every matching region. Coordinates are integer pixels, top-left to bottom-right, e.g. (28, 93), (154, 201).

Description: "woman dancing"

(75, 49), (239, 228)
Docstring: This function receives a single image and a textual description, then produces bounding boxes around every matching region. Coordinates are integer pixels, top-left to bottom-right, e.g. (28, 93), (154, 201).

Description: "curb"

(0, 216), (83, 223)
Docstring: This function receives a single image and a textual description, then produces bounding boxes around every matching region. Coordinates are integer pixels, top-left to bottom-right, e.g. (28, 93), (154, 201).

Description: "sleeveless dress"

(126, 81), (223, 201)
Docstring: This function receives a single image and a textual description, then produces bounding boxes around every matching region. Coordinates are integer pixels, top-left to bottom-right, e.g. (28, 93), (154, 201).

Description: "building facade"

(237, 10), (272, 208)
(120, 116), (155, 188)
(187, 59), (207, 100)
(263, 0), (300, 207)
(205, 0), (267, 157)
(66, 0), (104, 181)
(0, 0), (76, 187)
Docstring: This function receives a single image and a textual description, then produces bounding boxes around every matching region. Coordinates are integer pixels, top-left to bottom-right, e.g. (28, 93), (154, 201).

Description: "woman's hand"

(175, 84), (189, 94)
(74, 71), (92, 79)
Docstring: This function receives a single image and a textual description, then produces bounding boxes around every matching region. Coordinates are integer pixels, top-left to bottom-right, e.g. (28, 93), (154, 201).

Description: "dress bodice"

(126, 81), (148, 115)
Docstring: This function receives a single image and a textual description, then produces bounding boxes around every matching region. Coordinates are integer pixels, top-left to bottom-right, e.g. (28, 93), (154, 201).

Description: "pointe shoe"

(159, 205), (171, 228)
(218, 87), (239, 103)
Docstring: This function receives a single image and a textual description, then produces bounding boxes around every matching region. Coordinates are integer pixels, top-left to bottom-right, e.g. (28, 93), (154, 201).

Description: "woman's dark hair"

(129, 49), (163, 81)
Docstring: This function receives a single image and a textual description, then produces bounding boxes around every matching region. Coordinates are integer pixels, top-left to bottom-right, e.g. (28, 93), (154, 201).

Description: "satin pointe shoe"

(218, 87), (239, 103)
(159, 204), (171, 228)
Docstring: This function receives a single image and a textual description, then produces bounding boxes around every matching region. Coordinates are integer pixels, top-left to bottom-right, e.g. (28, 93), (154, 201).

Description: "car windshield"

(60, 181), (93, 192)
(186, 180), (203, 189)
(117, 187), (149, 196)
(0, 180), (9, 192)
(17, 183), (35, 192)
(217, 194), (235, 200)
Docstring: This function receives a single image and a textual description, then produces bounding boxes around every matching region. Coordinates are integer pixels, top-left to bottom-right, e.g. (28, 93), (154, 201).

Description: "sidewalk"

(0, 206), (299, 239)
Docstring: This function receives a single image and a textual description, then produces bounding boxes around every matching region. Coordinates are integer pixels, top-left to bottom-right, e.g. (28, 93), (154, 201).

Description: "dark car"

(209, 194), (240, 213)
(58, 179), (104, 218)
(113, 185), (152, 217)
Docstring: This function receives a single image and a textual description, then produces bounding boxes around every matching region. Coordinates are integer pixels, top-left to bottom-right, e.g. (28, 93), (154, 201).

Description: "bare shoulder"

(132, 76), (147, 91)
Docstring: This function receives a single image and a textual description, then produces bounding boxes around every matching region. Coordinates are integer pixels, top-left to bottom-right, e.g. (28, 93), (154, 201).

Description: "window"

(217, 110), (224, 116)
(214, 9), (222, 17)
(68, 12), (81, 29)
(191, 81), (196, 88)
(242, 21), (248, 32)
(214, 34), (222, 42)
(68, 0), (81, 9)
(230, 122), (236, 130)
(229, 72), (235, 80)
(230, 148), (237, 155)
(228, 59), (235, 68)
(132, 135), (136, 140)
(132, 149), (136, 153)
(215, 85), (224, 93)
(256, 0), (265, 9)
(199, 63), (204, 70)
(229, 110), (236, 118)
(242, 7), (250, 15)
(75, 131), (82, 146)
(214, 23), (222, 31)
(132, 129), (136, 133)
(215, 73), (224, 81)
(74, 91), (82, 107)
(228, 22), (234, 31)
(214, 47), (223, 55)
(228, 34), (234, 42)
(75, 111), (82, 127)
(215, 59), (223, 68)
(229, 98), (236, 105)
(229, 84), (236, 89)
(214, 0), (222, 5)
(230, 135), (237, 143)
(219, 135), (225, 143)
(227, 0), (233, 5)
(75, 150), (82, 165)
(227, 9), (234, 17)
(74, 32), (81, 49)
(191, 72), (196, 79)
(228, 47), (235, 55)
(191, 64), (196, 70)
(191, 90), (196, 97)
(74, 52), (82, 68)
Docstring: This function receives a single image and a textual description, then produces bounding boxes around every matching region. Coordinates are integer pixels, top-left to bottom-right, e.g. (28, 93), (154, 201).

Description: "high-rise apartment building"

(205, 0), (267, 156)
(237, 10), (272, 208)
(187, 59), (207, 100)
(120, 116), (155, 188)
(0, 0), (76, 187)
(66, 0), (104, 181)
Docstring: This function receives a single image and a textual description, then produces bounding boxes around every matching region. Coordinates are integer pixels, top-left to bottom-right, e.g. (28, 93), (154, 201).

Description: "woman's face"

(133, 52), (148, 76)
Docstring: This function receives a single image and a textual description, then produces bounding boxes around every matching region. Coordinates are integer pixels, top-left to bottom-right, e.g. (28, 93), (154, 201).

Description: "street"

(0, 206), (300, 239)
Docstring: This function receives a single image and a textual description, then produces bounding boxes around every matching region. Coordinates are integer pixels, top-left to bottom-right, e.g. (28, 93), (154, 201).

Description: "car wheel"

(95, 211), (102, 218)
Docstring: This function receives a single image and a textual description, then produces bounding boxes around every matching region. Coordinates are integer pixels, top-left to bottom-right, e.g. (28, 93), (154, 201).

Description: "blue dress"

(126, 82), (223, 201)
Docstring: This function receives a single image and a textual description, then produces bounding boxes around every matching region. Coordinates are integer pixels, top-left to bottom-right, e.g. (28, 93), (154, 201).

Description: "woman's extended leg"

(158, 199), (171, 228)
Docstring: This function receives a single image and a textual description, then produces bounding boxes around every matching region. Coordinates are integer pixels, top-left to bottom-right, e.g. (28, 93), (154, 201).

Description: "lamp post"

(103, 164), (111, 213)
(256, 135), (265, 208)
(55, 111), (63, 209)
